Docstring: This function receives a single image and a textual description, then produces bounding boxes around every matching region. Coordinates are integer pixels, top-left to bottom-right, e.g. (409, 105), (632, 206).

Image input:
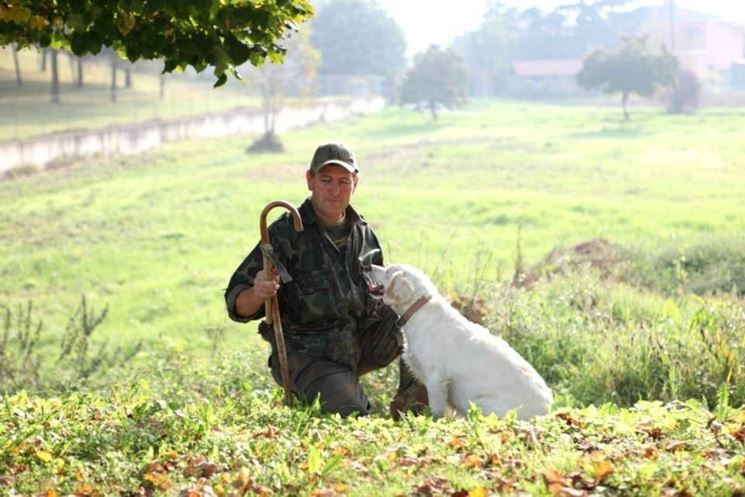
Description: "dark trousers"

(266, 306), (417, 416)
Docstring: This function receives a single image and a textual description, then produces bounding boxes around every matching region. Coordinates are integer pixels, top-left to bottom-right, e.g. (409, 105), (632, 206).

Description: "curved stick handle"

(259, 200), (303, 405)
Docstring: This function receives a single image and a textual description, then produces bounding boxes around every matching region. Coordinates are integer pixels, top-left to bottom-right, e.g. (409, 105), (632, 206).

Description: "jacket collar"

(299, 197), (367, 228)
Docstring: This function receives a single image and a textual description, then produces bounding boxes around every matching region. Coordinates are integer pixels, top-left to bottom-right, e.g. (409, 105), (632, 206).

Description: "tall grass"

(490, 270), (745, 408)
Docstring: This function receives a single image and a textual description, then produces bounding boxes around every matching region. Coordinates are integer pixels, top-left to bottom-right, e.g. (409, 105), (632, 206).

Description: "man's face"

(306, 164), (358, 223)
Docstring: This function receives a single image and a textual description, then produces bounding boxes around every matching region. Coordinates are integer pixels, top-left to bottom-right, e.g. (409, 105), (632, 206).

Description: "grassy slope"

(2, 101), (744, 355)
(2, 101), (745, 495)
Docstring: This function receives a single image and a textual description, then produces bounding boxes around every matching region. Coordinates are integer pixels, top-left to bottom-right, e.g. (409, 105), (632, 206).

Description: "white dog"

(368, 264), (553, 420)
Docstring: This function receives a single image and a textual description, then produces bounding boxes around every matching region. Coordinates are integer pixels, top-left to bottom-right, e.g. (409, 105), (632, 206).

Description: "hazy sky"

(375, 0), (745, 56)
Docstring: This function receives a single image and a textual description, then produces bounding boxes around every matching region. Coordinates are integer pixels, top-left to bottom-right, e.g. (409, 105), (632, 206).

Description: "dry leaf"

(468, 487), (489, 497)
(463, 454), (483, 468)
(448, 437), (467, 450)
(74, 483), (100, 497)
(593, 460), (614, 483)
(664, 441), (689, 452)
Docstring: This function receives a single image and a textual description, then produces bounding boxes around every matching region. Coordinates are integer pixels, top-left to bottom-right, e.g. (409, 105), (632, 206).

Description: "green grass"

(2, 101), (743, 355)
(2, 360), (744, 496)
(2, 100), (745, 495)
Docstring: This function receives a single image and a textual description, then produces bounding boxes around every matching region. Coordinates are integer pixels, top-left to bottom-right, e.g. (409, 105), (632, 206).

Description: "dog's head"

(367, 264), (435, 312)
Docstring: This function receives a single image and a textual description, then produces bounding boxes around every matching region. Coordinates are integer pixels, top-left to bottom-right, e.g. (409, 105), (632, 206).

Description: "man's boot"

(389, 358), (429, 419)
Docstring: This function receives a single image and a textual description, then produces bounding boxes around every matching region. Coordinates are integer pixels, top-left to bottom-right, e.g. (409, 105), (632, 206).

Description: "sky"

(375, 0), (745, 56)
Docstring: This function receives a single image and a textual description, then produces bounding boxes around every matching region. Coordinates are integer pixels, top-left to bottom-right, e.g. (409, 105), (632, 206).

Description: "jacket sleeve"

(224, 240), (266, 323)
(224, 217), (296, 323)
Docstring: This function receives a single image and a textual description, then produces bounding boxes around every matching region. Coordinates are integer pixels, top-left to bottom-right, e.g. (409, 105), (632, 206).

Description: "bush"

(668, 69), (700, 113)
(635, 236), (745, 296)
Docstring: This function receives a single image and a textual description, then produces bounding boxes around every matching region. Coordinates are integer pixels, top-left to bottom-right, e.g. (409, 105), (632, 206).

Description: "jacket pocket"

(293, 269), (337, 320)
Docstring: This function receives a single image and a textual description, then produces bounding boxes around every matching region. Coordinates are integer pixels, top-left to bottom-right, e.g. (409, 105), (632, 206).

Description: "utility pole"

(669, 0), (676, 51)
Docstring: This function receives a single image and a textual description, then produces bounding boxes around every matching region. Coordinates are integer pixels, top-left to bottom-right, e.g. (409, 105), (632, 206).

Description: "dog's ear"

(386, 270), (414, 303)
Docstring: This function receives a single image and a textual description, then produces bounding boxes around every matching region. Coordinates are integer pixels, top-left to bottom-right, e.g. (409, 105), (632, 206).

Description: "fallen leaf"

(143, 472), (171, 491)
(448, 437), (467, 450)
(730, 426), (745, 443)
(642, 446), (658, 459)
(542, 469), (566, 495)
(664, 441), (689, 452)
(556, 411), (585, 428)
(468, 487), (489, 497)
(310, 489), (339, 497)
(74, 483), (99, 497)
(593, 460), (614, 483)
(36, 450), (53, 463)
(463, 454), (483, 468)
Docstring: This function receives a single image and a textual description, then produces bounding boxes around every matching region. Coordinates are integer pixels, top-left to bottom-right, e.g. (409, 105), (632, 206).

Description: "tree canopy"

(310, 0), (405, 79)
(577, 36), (678, 119)
(400, 45), (467, 120)
(0, 0), (314, 87)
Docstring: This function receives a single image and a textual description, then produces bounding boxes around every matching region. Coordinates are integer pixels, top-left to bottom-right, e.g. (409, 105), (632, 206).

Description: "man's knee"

(296, 360), (370, 416)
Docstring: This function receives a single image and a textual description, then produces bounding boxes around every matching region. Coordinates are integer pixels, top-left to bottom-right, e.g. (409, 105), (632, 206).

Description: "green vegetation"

(1, 101), (744, 495)
(0, 0), (313, 86)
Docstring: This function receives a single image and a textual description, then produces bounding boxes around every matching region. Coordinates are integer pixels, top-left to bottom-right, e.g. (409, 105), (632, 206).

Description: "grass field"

(2, 101), (745, 495)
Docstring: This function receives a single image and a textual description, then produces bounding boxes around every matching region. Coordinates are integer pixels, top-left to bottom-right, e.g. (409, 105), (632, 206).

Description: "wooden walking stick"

(260, 201), (304, 405)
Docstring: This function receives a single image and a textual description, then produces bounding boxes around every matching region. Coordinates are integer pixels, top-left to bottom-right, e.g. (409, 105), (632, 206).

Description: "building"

(642, 3), (745, 83)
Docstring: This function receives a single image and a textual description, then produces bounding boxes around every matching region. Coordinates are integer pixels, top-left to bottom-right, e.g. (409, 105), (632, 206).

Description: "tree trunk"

(76, 57), (84, 87)
(159, 72), (165, 100)
(50, 50), (60, 104)
(40, 47), (48, 72)
(68, 52), (76, 84)
(125, 66), (132, 88)
(12, 44), (22, 87)
(622, 91), (629, 121)
(110, 58), (117, 103)
(429, 100), (438, 120)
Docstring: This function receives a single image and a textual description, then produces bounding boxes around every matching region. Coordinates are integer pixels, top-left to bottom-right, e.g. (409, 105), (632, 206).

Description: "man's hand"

(234, 269), (279, 318)
(253, 269), (280, 300)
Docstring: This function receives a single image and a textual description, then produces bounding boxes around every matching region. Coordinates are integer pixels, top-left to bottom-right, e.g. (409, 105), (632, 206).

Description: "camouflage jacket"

(225, 198), (385, 365)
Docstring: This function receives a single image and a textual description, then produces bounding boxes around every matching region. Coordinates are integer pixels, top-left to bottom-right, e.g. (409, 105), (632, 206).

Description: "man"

(225, 143), (426, 417)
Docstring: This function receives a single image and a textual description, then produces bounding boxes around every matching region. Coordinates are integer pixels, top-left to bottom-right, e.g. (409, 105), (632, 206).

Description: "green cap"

(309, 143), (358, 174)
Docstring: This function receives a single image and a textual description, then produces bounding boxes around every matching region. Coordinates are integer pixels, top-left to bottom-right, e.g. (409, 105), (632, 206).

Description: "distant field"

(1, 100), (743, 363)
(0, 46), (261, 141)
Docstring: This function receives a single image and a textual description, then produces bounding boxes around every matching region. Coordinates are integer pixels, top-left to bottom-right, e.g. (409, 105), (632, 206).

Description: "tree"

(246, 27), (320, 152)
(400, 45), (467, 120)
(451, 4), (516, 97)
(310, 0), (405, 80)
(577, 36), (678, 120)
(11, 42), (21, 86)
(50, 48), (59, 104)
(0, 0), (313, 86)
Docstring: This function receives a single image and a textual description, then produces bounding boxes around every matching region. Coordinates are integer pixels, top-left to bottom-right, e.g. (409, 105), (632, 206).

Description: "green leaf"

(307, 446), (322, 474)
(225, 34), (251, 66)
(212, 73), (228, 88)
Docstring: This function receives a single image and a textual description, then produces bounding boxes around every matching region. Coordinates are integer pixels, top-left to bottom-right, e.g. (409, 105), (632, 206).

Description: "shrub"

(668, 69), (701, 113)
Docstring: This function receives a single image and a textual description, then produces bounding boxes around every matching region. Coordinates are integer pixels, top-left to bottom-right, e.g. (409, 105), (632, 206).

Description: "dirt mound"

(514, 238), (630, 289)
(448, 294), (489, 325)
